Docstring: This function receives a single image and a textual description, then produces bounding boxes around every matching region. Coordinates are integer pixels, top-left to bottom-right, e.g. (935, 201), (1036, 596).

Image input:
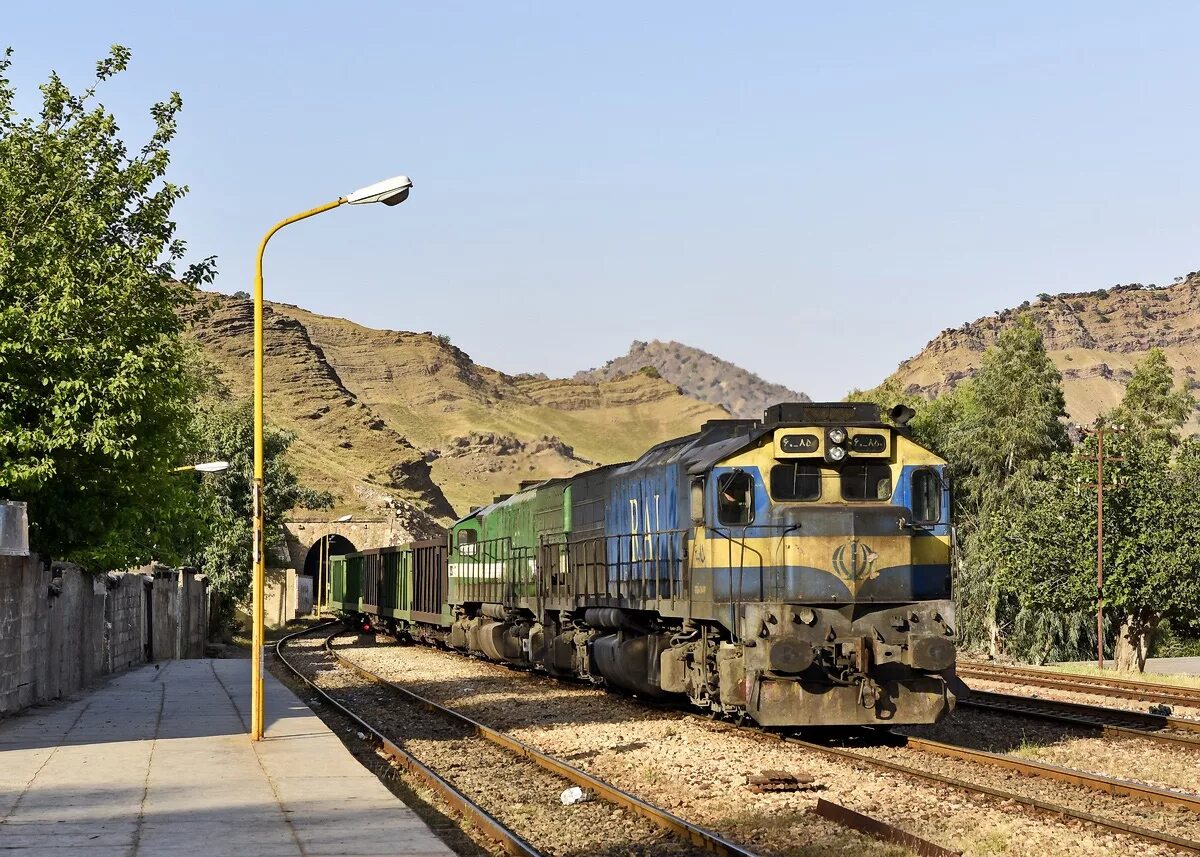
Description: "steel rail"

(904, 735), (1200, 814)
(321, 631), (763, 857)
(809, 798), (960, 857)
(959, 661), (1200, 708)
(274, 623), (543, 857)
(779, 733), (1200, 855)
(964, 688), (1200, 747)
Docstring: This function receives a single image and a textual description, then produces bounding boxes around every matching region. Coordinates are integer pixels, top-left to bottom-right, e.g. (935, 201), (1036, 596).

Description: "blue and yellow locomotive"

(330, 401), (957, 727)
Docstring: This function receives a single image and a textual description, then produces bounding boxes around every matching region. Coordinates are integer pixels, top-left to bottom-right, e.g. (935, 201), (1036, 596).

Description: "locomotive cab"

(682, 402), (957, 726)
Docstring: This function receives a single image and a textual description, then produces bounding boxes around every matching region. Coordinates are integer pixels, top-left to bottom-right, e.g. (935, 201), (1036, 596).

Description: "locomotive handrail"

(535, 529), (690, 607)
(705, 525), (767, 643)
(451, 535), (535, 605)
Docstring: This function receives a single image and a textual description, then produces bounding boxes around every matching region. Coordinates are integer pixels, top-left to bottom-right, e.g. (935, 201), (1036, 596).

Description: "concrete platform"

(1143, 656), (1200, 676)
(0, 659), (456, 856)
(1060, 657), (1200, 676)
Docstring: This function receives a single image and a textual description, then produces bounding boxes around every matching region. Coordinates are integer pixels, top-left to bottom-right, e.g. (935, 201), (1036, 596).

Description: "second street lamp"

(250, 174), (413, 741)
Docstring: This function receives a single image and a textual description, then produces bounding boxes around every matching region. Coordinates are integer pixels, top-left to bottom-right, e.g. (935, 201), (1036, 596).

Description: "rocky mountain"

(575, 340), (810, 420)
(185, 294), (726, 525)
(888, 271), (1200, 426)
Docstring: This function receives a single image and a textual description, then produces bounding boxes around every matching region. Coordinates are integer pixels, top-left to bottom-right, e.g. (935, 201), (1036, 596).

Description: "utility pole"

(1078, 422), (1123, 670)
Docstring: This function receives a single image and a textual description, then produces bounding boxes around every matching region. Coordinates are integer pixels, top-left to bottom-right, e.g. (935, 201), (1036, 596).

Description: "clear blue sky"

(6, 3), (1199, 400)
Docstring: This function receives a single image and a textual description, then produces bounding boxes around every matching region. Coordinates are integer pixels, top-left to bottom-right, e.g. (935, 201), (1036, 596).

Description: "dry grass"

(190, 292), (726, 519)
(1039, 662), (1200, 690)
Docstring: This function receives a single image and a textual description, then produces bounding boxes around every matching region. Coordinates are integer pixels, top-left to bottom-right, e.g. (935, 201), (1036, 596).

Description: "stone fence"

(0, 555), (209, 716)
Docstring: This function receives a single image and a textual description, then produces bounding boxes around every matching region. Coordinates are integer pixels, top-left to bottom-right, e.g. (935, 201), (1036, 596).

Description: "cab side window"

(912, 469), (941, 523)
(457, 528), (478, 555)
(716, 471), (754, 525)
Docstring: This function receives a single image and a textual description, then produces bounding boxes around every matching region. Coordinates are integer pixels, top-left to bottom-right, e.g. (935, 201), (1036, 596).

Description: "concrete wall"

(235, 568), (300, 632)
(265, 568), (296, 630)
(0, 556), (209, 717)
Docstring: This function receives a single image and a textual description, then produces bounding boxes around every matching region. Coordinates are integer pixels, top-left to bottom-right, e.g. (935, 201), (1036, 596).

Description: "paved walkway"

(0, 659), (456, 856)
(1143, 656), (1200, 676)
(1060, 657), (1200, 676)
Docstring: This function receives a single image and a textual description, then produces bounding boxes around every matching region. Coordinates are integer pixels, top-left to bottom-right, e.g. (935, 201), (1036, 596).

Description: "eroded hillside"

(186, 293), (725, 522)
(889, 272), (1200, 425)
(576, 339), (810, 419)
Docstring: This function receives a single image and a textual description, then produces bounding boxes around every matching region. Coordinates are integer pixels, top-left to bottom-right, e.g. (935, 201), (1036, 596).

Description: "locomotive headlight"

(828, 428), (847, 445)
(828, 445), (846, 462)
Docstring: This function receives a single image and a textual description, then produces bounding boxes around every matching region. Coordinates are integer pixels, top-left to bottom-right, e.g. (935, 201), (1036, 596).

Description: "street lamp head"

(172, 461), (230, 473)
(345, 175), (412, 207)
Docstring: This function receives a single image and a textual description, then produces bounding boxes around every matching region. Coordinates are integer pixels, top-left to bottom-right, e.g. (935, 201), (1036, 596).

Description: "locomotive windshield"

(841, 464), (893, 501)
(769, 462), (821, 500)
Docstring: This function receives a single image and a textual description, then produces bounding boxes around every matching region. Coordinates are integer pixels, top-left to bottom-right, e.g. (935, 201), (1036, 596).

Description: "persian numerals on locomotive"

(849, 433), (887, 453)
(779, 433), (820, 454)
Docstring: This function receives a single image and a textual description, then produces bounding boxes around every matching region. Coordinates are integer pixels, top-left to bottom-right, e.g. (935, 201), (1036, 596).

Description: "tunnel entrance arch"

(303, 533), (358, 611)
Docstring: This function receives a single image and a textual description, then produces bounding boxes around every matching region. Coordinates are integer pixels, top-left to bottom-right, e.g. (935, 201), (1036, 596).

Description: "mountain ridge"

(886, 271), (1200, 425)
(575, 339), (810, 420)
(185, 293), (728, 529)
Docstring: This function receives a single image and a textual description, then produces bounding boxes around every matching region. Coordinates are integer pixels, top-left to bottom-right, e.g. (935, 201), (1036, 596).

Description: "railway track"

(959, 661), (1200, 709)
(668, 714), (1200, 853)
(302, 627), (960, 857)
(275, 623), (543, 857)
(279, 624), (956, 857)
(963, 687), (1200, 748)
(774, 730), (1200, 855)
(901, 734), (1200, 814)
(328, 627), (1200, 856)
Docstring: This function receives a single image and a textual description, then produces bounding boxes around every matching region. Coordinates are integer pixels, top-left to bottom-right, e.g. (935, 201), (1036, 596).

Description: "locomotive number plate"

(778, 433), (820, 454)
(850, 433), (887, 453)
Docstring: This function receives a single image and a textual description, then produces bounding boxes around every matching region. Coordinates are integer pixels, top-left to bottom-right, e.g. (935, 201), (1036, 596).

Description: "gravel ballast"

(905, 706), (1200, 797)
(335, 634), (1195, 857)
(284, 632), (874, 857)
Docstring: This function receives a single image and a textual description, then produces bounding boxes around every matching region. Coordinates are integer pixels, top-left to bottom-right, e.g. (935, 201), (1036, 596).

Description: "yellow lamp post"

(250, 175), (413, 741)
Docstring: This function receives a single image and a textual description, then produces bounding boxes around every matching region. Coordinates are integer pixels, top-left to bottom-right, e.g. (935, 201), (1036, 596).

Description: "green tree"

(952, 315), (1068, 501)
(949, 316), (1069, 654)
(1097, 352), (1199, 669)
(188, 398), (333, 633)
(1000, 446), (1101, 663)
(0, 46), (215, 568)
(1110, 348), (1195, 445)
(1104, 436), (1200, 669)
(1002, 351), (1200, 670)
